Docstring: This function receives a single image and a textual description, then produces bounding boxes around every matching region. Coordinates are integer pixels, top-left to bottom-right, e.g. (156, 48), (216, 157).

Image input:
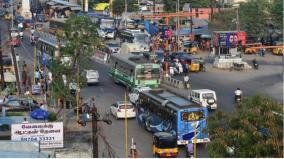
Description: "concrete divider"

(161, 75), (190, 89)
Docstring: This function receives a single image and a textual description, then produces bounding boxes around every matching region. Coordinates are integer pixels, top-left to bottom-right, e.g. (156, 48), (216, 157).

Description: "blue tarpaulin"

(144, 20), (158, 36)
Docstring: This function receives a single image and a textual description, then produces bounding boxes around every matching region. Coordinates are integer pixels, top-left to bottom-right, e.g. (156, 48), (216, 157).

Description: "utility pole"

(124, 0), (127, 28)
(190, 3), (193, 37)
(177, 0), (180, 51)
(0, 32), (5, 90)
(11, 45), (21, 96)
(92, 106), (98, 158)
(236, 7), (240, 31)
(153, 0), (156, 14)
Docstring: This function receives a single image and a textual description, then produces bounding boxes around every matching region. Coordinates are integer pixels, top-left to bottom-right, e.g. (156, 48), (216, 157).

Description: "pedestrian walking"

(178, 62), (183, 74)
(183, 74), (189, 89)
(169, 66), (174, 77)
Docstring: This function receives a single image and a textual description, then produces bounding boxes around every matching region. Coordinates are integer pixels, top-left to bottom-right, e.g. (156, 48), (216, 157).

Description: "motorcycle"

(19, 32), (23, 39)
(253, 60), (258, 70)
(235, 95), (242, 103)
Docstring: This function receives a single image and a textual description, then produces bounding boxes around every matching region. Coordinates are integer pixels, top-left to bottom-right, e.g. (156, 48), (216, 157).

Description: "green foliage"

(48, 111), (57, 122)
(206, 94), (283, 157)
(51, 14), (100, 100)
(112, 0), (139, 16)
(0, 124), (10, 130)
(163, 0), (211, 13)
(7, 112), (24, 116)
(270, 0), (283, 31)
(209, 10), (236, 31)
(239, 0), (270, 38)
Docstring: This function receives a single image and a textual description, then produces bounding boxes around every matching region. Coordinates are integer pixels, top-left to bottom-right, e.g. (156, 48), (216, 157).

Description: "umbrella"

(30, 109), (49, 120)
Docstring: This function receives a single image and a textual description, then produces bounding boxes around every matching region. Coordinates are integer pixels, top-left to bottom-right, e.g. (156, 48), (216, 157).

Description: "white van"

(83, 70), (99, 85)
(189, 89), (217, 109)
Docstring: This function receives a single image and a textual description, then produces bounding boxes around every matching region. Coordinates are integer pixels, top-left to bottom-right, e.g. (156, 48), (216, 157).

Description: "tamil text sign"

(11, 122), (63, 149)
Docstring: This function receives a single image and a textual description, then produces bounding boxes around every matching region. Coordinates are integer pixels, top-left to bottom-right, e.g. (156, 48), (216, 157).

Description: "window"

(7, 101), (20, 107)
(119, 105), (133, 109)
(202, 93), (214, 99)
(181, 111), (205, 122)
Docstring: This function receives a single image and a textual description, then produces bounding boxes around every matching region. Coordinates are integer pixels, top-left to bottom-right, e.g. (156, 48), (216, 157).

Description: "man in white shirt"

(234, 88), (242, 101)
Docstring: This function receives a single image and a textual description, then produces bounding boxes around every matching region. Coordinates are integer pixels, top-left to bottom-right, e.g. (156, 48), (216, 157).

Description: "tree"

(208, 10), (236, 31)
(206, 94), (283, 157)
(111, 0), (139, 16)
(238, 0), (270, 38)
(163, 0), (211, 13)
(50, 14), (100, 126)
(270, 0), (283, 32)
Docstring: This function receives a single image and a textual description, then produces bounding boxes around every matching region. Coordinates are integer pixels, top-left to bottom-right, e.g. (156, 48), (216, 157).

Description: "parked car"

(110, 101), (136, 119)
(0, 98), (40, 112)
(189, 89), (217, 109)
(23, 19), (35, 28)
(82, 69), (99, 85)
(106, 42), (120, 54)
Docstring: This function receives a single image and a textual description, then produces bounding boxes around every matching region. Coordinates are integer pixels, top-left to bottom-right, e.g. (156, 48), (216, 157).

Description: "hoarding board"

(213, 31), (246, 48)
(11, 122), (63, 149)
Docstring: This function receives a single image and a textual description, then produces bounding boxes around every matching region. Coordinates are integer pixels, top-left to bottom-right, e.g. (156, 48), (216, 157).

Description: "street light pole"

(0, 32), (5, 90)
(124, 0), (127, 28)
(92, 106), (99, 158)
(11, 0), (13, 28)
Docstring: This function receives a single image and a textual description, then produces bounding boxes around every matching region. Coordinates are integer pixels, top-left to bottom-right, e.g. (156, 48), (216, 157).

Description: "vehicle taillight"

(118, 109), (121, 112)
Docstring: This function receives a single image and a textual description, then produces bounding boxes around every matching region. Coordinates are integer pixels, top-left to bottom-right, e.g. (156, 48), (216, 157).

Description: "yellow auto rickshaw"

(4, 12), (12, 20)
(183, 40), (198, 54)
(186, 55), (200, 72)
(152, 132), (178, 158)
(244, 43), (262, 54)
(272, 47), (283, 55)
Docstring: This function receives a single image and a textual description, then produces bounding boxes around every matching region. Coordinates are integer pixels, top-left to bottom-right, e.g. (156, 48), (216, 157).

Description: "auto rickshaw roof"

(154, 132), (176, 138)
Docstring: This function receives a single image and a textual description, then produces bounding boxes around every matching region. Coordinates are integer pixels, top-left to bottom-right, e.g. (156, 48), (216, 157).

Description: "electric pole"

(0, 32), (5, 90)
(236, 7), (240, 31)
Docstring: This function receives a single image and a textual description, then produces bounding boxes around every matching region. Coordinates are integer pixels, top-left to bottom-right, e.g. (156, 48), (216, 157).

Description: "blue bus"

(136, 89), (210, 145)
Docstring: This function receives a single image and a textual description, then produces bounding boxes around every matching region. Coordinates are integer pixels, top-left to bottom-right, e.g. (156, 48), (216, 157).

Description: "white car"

(110, 101), (136, 119)
(128, 86), (152, 104)
(189, 89), (217, 109)
(83, 70), (99, 85)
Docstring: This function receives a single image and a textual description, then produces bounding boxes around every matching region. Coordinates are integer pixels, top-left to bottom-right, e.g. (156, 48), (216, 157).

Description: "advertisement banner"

(213, 31), (246, 48)
(11, 122), (63, 149)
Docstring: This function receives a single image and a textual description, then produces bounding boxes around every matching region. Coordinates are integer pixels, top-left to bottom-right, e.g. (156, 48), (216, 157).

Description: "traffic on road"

(0, 0), (282, 158)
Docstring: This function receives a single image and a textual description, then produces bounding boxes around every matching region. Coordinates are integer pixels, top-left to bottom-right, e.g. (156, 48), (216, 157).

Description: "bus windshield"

(181, 111), (205, 122)
(100, 19), (114, 28)
(136, 67), (160, 79)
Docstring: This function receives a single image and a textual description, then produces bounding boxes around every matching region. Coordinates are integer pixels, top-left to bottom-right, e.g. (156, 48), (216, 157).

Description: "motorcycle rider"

(30, 34), (35, 44)
(234, 88), (242, 102)
(252, 58), (258, 69)
(19, 30), (23, 39)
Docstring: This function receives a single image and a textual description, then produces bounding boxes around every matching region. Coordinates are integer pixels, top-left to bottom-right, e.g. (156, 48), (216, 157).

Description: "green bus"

(109, 53), (160, 89)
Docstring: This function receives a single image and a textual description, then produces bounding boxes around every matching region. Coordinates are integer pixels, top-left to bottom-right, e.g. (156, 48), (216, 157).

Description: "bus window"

(181, 111), (205, 122)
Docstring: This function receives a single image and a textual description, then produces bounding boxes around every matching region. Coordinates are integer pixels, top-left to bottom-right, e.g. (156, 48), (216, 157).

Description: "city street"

(0, 6), (282, 157)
